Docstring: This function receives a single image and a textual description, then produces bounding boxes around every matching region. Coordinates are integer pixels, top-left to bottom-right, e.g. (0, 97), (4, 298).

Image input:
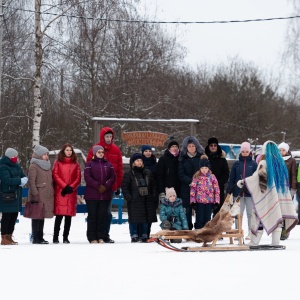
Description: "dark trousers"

(182, 201), (193, 230)
(212, 186), (225, 217)
(86, 200), (110, 242)
(32, 219), (45, 242)
(106, 198), (113, 237)
(129, 223), (148, 238)
(54, 215), (72, 239)
(194, 203), (213, 229)
(1, 212), (18, 235)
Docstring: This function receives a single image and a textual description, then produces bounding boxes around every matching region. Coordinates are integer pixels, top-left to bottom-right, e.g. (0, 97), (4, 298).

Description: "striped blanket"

(245, 160), (298, 235)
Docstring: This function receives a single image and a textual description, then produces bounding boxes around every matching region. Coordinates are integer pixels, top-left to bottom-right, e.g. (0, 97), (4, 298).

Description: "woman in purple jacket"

(84, 146), (116, 243)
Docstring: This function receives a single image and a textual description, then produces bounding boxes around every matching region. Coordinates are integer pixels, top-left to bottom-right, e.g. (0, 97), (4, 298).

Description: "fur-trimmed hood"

(205, 144), (226, 158)
(179, 136), (204, 160)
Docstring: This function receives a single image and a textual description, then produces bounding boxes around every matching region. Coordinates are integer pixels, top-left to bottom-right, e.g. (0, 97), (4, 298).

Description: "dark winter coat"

(156, 149), (180, 195)
(205, 145), (229, 188)
(122, 166), (157, 224)
(86, 127), (123, 191)
(227, 154), (257, 197)
(0, 156), (26, 213)
(142, 154), (158, 208)
(178, 136), (205, 205)
(159, 198), (188, 230)
(84, 156), (116, 201)
(283, 154), (297, 190)
(52, 158), (81, 216)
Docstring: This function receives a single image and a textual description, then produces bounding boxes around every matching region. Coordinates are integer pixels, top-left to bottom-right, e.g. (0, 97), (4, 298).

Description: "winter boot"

(7, 234), (18, 245)
(247, 230), (263, 246)
(161, 220), (172, 230)
(63, 216), (71, 244)
(272, 227), (282, 245)
(1, 234), (12, 245)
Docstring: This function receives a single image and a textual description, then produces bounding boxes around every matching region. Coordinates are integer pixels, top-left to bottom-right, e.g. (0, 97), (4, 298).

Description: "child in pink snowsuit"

(190, 155), (220, 229)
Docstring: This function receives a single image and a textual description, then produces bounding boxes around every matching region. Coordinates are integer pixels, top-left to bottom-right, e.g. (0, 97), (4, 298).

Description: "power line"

(14, 8), (300, 25)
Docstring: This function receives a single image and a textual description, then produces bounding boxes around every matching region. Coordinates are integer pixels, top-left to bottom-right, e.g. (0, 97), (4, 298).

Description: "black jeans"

(86, 200), (110, 242)
(1, 212), (18, 235)
(54, 215), (72, 239)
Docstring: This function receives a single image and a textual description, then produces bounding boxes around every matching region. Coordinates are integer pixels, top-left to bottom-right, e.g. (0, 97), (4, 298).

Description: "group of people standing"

(0, 127), (299, 246)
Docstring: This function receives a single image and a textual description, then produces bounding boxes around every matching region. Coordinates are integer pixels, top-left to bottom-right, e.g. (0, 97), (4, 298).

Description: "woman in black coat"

(122, 153), (157, 243)
(178, 136), (204, 229)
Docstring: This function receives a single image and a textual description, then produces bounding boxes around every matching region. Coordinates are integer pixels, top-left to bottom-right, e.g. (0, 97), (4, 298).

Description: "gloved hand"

(237, 180), (244, 188)
(291, 189), (296, 198)
(98, 185), (107, 193)
(115, 188), (120, 196)
(159, 193), (166, 202)
(30, 194), (39, 203)
(61, 185), (73, 196)
(20, 177), (28, 187)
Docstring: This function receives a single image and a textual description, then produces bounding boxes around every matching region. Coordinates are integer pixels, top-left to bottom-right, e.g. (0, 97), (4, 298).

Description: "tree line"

(1, 0), (300, 169)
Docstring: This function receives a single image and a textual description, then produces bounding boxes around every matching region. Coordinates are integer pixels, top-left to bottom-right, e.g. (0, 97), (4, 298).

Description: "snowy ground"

(1, 212), (299, 300)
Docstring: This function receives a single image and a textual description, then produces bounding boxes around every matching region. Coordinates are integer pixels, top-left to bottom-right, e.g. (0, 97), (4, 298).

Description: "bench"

(20, 186), (128, 224)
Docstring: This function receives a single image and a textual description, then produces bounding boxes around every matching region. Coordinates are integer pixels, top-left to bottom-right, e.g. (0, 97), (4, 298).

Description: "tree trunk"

(32, 0), (43, 147)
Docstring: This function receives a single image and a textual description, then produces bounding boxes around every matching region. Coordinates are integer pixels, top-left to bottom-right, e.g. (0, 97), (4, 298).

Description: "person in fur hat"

(156, 139), (181, 202)
(277, 142), (297, 240)
(178, 136), (204, 229)
(122, 153), (157, 243)
(237, 140), (298, 246)
(159, 187), (188, 243)
(190, 155), (220, 229)
(205, 137), (229, 217)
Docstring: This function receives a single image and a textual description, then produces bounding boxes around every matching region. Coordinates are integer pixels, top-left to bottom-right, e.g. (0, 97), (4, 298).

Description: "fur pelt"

(155, 210), (234, 245)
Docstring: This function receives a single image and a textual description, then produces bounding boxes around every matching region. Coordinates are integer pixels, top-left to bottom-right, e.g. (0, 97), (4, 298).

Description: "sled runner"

(150, 237), (286, 252)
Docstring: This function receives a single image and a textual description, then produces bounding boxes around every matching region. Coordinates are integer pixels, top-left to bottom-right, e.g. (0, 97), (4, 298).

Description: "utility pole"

(281, 131), (286, 142)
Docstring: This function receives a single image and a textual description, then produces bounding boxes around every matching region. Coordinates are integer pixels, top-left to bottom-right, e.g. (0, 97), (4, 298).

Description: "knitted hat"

(5, 148), (18, 159)
(93, 145), (104, 156)
(199, 154), (211, 169)
(33, 145), (49, 157)
(130, 153), (143, 166)
(165, 187), (177, 200)
(240, 142), (251, 152)
(207, 137), (218, 145)
(168, 140), (179, 149)
(278, 142), (289, 152)
(141, 145), (152, 154)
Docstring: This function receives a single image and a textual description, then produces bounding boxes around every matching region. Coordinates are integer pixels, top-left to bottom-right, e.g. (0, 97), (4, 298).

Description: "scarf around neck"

(30, 157), (51, 170)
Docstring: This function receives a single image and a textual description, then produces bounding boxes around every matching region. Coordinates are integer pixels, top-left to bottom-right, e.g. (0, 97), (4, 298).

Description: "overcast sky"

(138, 0), (293, 74)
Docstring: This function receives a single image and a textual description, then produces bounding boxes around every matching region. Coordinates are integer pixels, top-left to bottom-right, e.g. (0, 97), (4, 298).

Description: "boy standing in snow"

(190, 155), (220, 229)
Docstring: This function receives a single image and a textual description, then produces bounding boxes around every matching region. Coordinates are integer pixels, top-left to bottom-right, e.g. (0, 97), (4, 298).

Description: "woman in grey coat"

(28, 145), (54, 244)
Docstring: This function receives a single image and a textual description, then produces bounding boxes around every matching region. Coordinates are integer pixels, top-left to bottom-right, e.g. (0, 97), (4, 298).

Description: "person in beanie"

(141, 144), (158, 237)
(237, 140), (298, 246)
(159, 187), (188, 243)
(190, 155), (220, 229)
(204, 137), (229, 217)
(84, 145), (116, 243)
(178, 136), (204, 229)
(0, 148), (27, 245)
(277, 142), (297, 240)
(122, 153), (157, 243)
(156, 139), (181, 202)
(28, 145), (54, 244)
(227, 141), (257, 240)
(52, 143), (81, 244)
(86, 127), (123, 243)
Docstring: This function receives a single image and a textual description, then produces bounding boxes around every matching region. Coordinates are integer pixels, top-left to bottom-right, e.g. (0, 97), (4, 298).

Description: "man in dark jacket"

(205, 137), (229, 217)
